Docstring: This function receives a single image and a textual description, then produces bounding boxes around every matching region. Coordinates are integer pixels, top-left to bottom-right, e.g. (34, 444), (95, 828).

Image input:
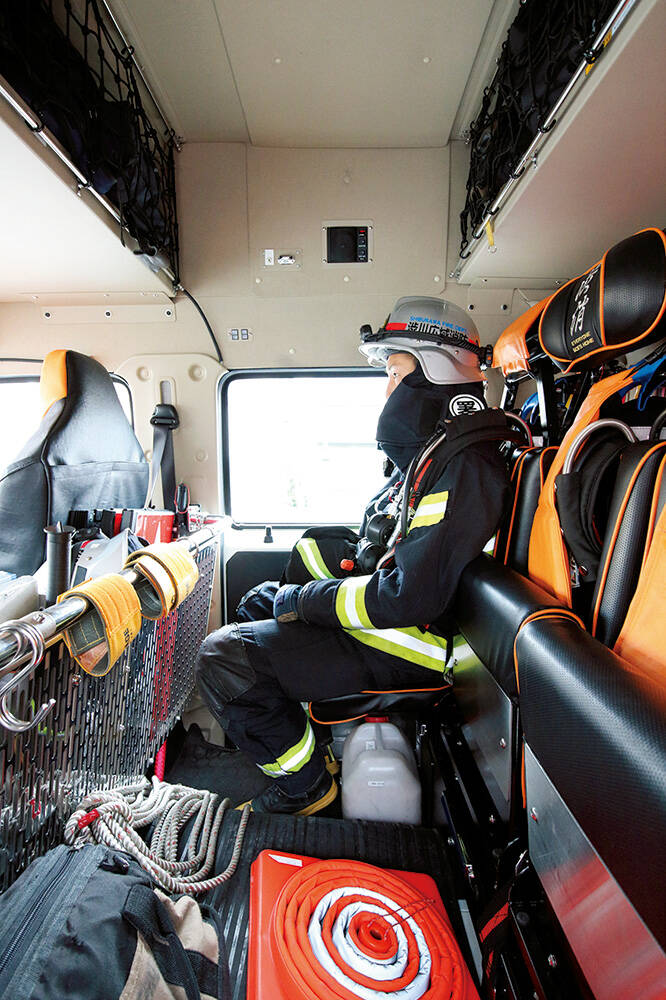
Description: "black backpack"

(0, 844), (231, 1000)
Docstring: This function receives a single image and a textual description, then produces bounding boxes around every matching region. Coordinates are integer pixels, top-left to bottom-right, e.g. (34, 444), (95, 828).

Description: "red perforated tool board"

(247, 849), (479, 1000)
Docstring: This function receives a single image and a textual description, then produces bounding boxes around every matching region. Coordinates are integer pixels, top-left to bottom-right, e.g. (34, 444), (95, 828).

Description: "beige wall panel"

(447, 141), (471, 277)
(1, 139), (519, 514)
(246, 147), (448, 297)
(178, 143), (250, 297)
(115, 353), (221, 514)
(1, 140), (516, 370)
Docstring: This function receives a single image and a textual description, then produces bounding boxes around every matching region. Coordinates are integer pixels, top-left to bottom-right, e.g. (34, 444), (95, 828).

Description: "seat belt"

(145, 403), (179, 511)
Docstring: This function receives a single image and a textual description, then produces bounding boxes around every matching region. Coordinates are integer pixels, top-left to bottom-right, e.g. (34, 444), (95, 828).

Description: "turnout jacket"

(286, 433), (510, 673)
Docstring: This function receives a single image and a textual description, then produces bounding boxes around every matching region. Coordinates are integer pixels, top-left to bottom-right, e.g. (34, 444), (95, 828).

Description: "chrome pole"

(0, 529), (215, 672)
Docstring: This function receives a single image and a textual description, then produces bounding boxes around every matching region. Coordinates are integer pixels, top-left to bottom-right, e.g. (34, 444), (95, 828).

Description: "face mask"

(376, 368), (485, 472)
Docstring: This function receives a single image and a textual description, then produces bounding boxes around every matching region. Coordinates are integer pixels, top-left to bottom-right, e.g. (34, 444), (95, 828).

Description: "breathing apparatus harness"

(355, 409), (530, 573)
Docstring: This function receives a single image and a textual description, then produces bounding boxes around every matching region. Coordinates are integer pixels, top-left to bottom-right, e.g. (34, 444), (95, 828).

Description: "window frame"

(217, 367), (386, 529)
(0, 370), (135, 429)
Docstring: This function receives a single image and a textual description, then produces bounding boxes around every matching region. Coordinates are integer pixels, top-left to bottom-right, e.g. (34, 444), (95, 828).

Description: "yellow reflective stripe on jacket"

(335, 576), (374, 629)
(258, 721), (316, 777)
(296, 538), (335, 580)
(409, 491), (449, 532)
(347, 625), (448, 671)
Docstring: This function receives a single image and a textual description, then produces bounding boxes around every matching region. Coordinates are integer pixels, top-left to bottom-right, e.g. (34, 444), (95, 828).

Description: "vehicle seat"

(451, 228), (666, 825)
(515, 612), (666, 997)
(589, 440), (666, 644)
(0, 350), (148, 577)
(494, 445), (557, 575)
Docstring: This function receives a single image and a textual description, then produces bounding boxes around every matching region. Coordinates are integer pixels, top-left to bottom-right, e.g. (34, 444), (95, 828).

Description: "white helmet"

(359, 296), (488, 384)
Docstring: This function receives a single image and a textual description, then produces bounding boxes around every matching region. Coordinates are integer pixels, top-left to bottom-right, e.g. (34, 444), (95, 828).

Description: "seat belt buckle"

(150, 403), (180, 429)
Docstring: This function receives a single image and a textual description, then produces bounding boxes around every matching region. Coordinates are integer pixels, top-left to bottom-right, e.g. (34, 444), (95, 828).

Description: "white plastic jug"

(341, 717), (421, 824)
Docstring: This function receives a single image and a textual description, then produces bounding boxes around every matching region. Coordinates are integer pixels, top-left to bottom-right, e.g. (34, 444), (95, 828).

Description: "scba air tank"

(341, 717), (422, 824)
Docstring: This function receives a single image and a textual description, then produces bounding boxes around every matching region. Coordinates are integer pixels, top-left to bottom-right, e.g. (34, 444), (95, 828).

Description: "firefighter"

(195, 297), (510, 815)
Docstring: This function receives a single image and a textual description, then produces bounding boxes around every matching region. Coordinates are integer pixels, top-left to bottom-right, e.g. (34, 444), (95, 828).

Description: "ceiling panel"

(113, 0), (249, 142)
(110, 0), (495, 147)
(214, 0), (493, 147)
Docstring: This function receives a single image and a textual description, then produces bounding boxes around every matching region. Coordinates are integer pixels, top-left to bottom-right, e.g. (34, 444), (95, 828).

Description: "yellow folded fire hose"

(57, 544), (199, 676)
(58, 574), (142, 676)
(124, 542), (199, 619)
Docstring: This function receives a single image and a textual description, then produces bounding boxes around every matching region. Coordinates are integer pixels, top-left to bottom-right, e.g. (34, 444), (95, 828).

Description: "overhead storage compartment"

(0, 104), (172, 301)
(452, 0), (666, 286)
(0, 0), (179, 301)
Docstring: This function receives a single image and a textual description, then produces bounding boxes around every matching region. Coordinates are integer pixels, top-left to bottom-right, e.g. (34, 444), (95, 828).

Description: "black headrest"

(45, 351), (145, 467)
(539, 228), (666, 373)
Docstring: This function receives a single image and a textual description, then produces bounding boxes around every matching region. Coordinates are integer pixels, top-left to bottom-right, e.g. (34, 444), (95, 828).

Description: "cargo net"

(0, 537), (218, 892)
(459, 0), (619, 258)
(0, 0), (179, 278)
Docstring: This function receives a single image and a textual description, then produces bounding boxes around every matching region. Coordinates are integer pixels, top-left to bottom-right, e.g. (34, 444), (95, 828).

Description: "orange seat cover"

(527, 369), (634, 604)
(492, 296), (551, 377)
(614, 503), (666, 678)
(40, 349), (69, 414)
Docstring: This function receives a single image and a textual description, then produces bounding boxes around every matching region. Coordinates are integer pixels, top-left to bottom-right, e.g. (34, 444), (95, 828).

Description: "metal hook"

(0, 620), (55, 733)
(0, 619), (44, 678)
(0, 687), (56, 733)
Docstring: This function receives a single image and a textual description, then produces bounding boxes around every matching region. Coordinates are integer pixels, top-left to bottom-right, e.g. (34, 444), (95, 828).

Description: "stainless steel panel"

(0, 536), (219, 891)
(525, 745), (666, 1000)
(453, 642), (514, 822)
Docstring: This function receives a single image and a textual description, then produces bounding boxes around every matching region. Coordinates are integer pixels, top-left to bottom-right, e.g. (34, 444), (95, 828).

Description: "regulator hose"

(270, 858), (475, 999)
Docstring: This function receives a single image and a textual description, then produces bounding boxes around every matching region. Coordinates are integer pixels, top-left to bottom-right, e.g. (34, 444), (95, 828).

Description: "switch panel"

(322, 222), (373, 265)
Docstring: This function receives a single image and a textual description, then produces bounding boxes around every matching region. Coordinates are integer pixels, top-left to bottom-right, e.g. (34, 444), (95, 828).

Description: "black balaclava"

(376, 364), (486, 472)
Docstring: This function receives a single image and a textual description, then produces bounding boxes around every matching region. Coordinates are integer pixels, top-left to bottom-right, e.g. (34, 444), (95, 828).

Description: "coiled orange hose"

(270, 859), (476, 999)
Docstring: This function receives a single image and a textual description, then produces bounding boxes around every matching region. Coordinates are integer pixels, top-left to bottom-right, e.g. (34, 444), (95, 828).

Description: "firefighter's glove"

(273, 584), (303, 623)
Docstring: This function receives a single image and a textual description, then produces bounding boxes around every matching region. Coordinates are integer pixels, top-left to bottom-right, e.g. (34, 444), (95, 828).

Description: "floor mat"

(165, 724), (343, 815)
(205, 810), (464, 1000)
(165, 724), (273, 806)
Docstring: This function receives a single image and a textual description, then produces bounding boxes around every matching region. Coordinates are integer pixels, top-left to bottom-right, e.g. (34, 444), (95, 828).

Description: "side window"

(221, 371), (388, 525)
(0, 378), (42, 474)
(0, 372), (135, 475)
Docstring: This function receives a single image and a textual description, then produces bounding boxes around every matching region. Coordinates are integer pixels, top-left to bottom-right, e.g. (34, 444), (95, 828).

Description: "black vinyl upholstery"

(539, 228), (666, 371)
(310, 687), (447, 725)
(592, 442), (666, 646)
(0, 352), (148, 576)
(499, 446), (557, 575)
(453, 553), (563, 698)
(516, 614), (666, 948)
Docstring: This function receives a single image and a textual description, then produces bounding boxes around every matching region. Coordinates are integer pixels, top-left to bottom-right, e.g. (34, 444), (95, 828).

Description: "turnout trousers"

(195, 582), (446, 793)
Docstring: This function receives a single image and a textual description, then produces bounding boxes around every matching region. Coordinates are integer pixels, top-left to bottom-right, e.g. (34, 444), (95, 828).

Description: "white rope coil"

(64, 776), (250, 895)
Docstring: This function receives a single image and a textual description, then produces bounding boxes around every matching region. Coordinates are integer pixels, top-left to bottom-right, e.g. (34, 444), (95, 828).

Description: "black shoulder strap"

(554, 429), (627, 581)
(145, 403), (179, 511)
(412, 410), (523, 506)
(123, 884), (201, 1000)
